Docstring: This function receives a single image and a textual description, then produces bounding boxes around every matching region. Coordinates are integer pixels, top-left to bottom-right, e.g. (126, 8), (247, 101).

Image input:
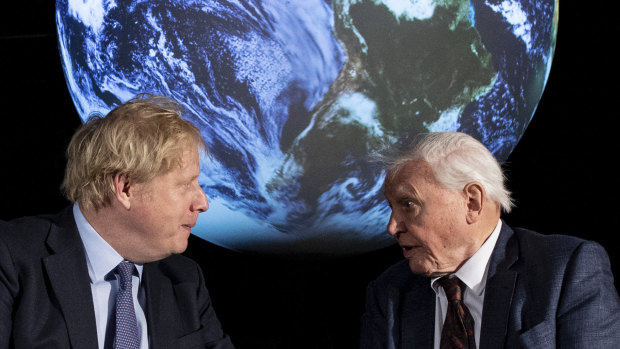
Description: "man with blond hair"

(361, 132), (620, 348)
(0, 94), (233, 348)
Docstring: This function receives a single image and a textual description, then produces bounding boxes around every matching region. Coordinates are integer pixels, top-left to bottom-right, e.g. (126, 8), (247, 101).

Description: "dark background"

(1, 2), (617, 348)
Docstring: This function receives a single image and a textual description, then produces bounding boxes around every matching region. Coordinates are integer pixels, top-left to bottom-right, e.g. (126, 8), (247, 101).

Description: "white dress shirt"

(73, 204), (149, 349)
(431, 219), (502, 349)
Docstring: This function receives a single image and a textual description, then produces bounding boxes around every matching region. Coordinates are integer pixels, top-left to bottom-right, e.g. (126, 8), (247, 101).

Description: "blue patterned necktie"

(438, 276), (476, 349)
(114, 260), (140, 349)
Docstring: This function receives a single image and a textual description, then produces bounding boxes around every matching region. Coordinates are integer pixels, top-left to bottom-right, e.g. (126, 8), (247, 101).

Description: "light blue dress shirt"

(73, 204), (149, 349)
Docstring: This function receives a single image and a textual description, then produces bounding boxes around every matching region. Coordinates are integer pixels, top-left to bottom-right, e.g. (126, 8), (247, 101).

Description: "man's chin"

(174, 239), (189, 255)
(408, 260), (427, 275)
(408, 260), (445, 277)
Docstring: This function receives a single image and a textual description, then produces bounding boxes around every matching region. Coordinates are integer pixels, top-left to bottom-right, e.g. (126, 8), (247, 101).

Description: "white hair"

(382, 132), (513, 213)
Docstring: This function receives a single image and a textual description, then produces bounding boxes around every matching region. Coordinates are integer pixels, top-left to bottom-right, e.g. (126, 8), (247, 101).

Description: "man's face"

(127, 145), (208, 262)
(384, 159), (477, 277)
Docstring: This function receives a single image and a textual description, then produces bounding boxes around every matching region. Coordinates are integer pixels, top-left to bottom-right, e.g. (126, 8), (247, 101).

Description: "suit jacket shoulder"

(0, 207), (98, 349)
(360, 259), (436, 348)
(0, 207), (76, 250)
(371, 259), (419, 290)
(482, 223), (620, 348)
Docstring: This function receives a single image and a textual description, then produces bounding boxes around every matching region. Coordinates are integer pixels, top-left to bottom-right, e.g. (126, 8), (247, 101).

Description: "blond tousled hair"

(62, 93), (207, 210)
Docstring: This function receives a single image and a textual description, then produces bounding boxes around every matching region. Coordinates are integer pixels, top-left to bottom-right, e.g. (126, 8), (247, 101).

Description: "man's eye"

(401, 200), (415, 209)
(402, 200), (421, 215)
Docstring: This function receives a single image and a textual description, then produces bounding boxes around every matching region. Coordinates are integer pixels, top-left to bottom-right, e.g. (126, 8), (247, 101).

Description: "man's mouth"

(400, 244), (420, 258)
(399, 241), (419, 250)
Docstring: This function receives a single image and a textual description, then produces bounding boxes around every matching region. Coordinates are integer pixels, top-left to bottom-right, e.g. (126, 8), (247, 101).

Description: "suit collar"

(401, 274), (435, 348)
(72, 203), (125, 283)
(479, 220), (518, 349)
(43, 206), (99, 348)
(486, 220), (518, 279)
(143, 261), (175, 349)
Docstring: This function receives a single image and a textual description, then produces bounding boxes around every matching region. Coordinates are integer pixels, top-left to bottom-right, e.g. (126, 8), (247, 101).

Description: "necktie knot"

(438, 276), (465, 302)
(117, 261), (135, 290)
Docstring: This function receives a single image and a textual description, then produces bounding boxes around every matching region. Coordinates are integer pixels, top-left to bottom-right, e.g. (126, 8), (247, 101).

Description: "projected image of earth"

(56, 0), (558, 255)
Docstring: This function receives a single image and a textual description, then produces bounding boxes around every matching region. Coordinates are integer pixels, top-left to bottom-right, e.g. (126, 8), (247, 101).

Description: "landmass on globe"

(56, 0), (558, 255)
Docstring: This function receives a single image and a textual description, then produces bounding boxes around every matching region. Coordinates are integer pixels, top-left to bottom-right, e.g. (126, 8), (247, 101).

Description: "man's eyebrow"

(386, 183), (419, 200)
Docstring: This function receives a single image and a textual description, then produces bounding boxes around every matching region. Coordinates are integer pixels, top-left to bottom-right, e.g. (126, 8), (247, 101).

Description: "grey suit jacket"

(0, 207), (234, 348)
(360, 221), (620, 348)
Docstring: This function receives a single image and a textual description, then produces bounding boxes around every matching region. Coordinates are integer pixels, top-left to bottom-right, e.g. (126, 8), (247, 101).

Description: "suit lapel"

(401, 277), (435, 348)
(42, 208), (98, 349)
(143, 262), (175, 349)
(479, 222), (518, 349)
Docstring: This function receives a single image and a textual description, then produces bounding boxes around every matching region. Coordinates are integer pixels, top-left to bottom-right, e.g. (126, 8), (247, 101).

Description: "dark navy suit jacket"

(360, 221), (620, 348)
(0, 207), (234, 348)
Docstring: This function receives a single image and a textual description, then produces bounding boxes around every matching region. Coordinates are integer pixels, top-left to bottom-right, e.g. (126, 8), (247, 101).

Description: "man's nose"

(386, 213), (402, 237)
(193, 186), (209, 213)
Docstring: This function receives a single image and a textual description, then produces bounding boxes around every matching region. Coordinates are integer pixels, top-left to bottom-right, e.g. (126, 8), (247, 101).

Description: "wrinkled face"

(384, 160), (477, 277)
(128, 146), (208, 262)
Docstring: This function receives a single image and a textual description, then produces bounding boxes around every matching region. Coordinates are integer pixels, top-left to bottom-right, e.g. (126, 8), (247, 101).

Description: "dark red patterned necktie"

(438, 277), (476, 349)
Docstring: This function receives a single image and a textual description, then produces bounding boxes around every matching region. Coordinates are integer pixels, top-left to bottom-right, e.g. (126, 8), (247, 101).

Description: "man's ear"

(113, 173), (132, 210)
(464, 182), (485, 224)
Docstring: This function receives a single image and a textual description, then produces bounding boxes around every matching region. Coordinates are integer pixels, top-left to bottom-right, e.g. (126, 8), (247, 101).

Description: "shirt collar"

(431, 219), (502, 295)
(73, 203), (143, 283)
